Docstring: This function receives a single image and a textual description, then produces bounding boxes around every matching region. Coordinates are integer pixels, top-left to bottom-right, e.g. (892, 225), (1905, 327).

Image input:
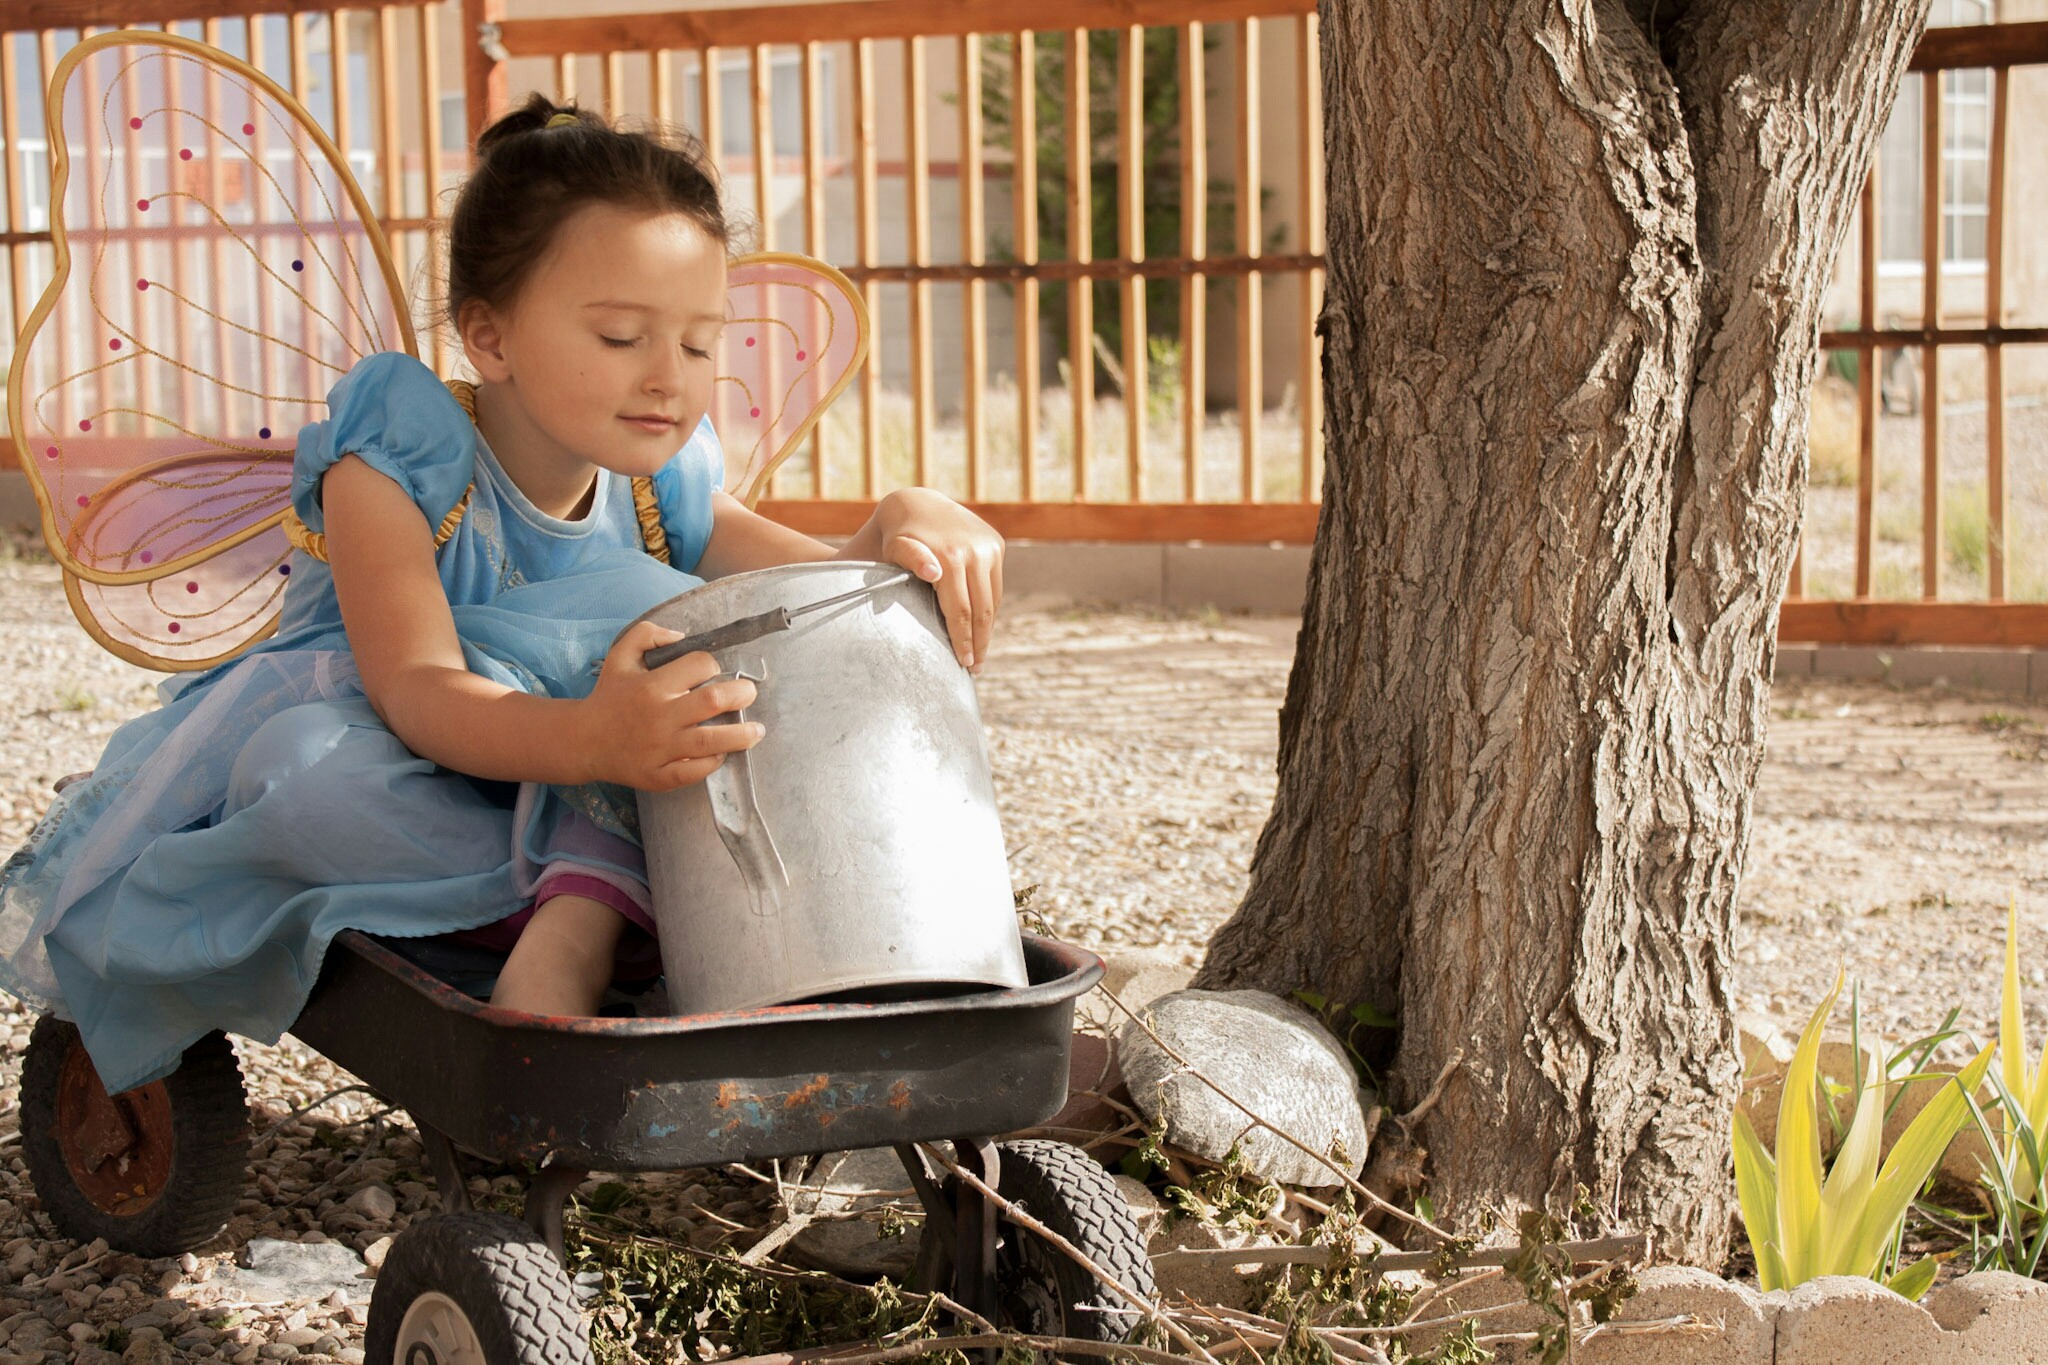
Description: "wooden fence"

(5, 5), (2048, 646)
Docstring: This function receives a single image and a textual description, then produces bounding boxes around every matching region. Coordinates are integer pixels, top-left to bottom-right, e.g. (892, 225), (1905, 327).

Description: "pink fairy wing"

(6, 30), (412, 670)
(712, 254), (870, 506)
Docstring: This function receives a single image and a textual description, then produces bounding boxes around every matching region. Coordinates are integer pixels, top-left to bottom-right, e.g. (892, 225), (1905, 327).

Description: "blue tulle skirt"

(0, 552), (698, 1093)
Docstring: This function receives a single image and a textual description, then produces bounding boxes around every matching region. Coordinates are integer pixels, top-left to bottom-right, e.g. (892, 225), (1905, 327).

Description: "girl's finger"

(933, 551), (976, 669)
(651, 753), (725, 790)
(609, 619), (684, 675)
(675, 719), (766, 756)
(968, 552), (997, 674)
(888, 534), (945, 584)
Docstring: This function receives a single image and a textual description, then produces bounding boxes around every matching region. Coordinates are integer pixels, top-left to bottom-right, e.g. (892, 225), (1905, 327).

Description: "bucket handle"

(700, 662), (789, 915)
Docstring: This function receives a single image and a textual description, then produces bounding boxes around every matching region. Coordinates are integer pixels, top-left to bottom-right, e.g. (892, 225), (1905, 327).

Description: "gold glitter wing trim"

(631, 476), (670, 564)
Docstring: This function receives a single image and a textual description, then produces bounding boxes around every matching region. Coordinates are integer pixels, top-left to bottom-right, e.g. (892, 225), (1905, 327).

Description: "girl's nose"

(644, 347), (684, 396)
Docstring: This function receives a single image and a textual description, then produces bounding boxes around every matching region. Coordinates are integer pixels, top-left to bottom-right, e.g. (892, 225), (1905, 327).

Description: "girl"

(0, 96), (1004, 1095)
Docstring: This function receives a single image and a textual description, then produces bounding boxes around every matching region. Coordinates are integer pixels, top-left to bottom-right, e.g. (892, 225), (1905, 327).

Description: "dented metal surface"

(287, 931), (1098, 1171)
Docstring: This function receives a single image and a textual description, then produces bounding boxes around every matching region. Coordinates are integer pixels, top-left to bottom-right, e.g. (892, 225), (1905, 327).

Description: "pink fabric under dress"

(444, 806), (664, 980)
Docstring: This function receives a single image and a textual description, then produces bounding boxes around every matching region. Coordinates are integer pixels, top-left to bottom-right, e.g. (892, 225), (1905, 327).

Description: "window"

(1877, 0), (1994, 271)
(681, 49), (840, 165)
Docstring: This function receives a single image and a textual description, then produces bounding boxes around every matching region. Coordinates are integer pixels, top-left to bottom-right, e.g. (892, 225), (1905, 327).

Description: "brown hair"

(444, 94), (731, 328)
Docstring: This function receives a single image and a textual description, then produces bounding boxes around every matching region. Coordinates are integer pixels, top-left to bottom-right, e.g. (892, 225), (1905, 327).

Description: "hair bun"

(475, 93), (590, 157)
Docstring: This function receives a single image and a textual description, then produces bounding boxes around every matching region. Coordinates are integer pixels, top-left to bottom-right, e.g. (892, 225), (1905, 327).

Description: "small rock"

(258, 1345), (299, 1361)
(340, 1187), (396, 1223)
(1120, 989), (1371, 1185)
(120, 1327), (174, 1365)
(176, 1256), (199, 1276)
(278, 1328), (321, 1348)
(119, 1310), (169, 1332)
(335, 1350), (366, 1365)
(359, 1239), (391, 1275)
(311, 1336), (342, 1355)
(1112, 1175), (1168, 1244)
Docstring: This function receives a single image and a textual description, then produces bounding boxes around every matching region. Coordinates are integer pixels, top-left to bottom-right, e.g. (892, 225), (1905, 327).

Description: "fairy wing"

(712, 253), (869, 507)
(7, 30), (413, 670)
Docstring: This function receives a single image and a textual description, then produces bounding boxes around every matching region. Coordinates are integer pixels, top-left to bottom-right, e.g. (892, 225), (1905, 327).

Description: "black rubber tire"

(19, 1017), (249, 1257)
(991, 1139), (1157, 1345)
(363, 1212), (592, 1365)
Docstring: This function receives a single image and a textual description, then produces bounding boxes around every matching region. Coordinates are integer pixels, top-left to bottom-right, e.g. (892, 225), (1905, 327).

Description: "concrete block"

(1772, 644), (1817, 682)
(1734, 1015), (1795, 1149)
(1001, 541), (1164, 607)
(1773, 1275), (1947, 1365)
(1809, 646), (1899, 683)
(1580, 1266), (1773, 1365)
(1162, 543), (1310, 615)
(1880, 1061), (1997, 1188)
(0, 471), (35, 529)
(1884, 647), (2031, 693)
(1928, 1271), (2048, 1363)
(2032, 651), (2048, 701)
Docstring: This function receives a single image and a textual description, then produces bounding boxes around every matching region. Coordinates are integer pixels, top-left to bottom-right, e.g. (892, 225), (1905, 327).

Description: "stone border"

(1574, 1268), (2048, 1365)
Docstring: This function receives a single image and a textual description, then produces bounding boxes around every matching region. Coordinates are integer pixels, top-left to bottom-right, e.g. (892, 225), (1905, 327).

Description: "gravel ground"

(1, 533), (2047, 1358)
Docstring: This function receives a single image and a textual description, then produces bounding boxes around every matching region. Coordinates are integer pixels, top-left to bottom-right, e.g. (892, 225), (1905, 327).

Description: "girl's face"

(462, 203), (727, 478)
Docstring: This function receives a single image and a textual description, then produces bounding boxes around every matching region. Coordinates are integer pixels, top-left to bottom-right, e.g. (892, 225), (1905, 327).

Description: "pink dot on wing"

(750, 407), (761, 417)
(795, 350), (806, 361)
(139, 551), (153, 564)
(745, 337), (755, 347)
(243, 122), (255, 135)
(76, 495), (89, 507)
(136, 199), (149, 212)
(129, 117), (142, 130)
(109, 339), (121, 351)
(79, 420), (91, 431)
(167, 623), (180, 634)
(186, 582), (199, 594)
(44, 447), (56, 460)
(136, 279), (149, 291)
(179, 149), (192, 161)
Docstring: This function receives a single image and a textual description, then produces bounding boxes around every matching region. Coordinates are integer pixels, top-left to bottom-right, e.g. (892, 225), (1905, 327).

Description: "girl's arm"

(695, 487), (1003, 671)
(323, 455), (760, 789)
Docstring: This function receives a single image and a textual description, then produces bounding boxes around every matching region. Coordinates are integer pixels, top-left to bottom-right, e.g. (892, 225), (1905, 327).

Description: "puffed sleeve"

(649, 416), (725, 574)
(290, 352), (475, 536)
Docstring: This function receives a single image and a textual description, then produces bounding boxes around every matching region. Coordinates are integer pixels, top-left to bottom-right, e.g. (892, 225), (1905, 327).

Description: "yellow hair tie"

(546, 111), (579, 129)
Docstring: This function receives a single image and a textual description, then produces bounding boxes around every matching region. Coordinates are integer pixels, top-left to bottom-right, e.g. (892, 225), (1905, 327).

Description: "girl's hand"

(872, 489), (1004, 674)
(577, 622), (764, 791)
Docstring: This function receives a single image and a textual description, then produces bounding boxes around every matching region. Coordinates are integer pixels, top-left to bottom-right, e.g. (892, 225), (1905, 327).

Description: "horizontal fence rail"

(2, 6), (2047, 649)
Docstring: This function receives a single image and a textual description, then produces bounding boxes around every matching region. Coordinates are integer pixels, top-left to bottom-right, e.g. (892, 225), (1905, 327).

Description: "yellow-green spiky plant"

(1999, 897), (2048, 1204)
(1732, 973), (1995, 1298)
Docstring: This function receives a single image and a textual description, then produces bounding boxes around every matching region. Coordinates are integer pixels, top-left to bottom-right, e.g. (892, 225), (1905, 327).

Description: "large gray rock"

(1119, 989), (1369, 1186)
(210, 1238), (370, 1306)
(784, 1148), (923, 1279)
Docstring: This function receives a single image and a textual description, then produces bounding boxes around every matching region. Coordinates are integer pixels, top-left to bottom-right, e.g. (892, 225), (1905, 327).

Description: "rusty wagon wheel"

(19, 1016), (250, 1256)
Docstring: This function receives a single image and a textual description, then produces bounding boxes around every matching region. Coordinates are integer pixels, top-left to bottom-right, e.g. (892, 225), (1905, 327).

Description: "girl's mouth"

(622, 415), (680, 434)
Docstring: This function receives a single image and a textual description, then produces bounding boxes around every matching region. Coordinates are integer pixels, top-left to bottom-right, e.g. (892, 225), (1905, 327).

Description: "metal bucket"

(627, 562), (1029, 1014)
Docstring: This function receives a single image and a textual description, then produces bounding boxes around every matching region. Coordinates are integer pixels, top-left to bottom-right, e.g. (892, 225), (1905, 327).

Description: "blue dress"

(0, 352), (722, 1094)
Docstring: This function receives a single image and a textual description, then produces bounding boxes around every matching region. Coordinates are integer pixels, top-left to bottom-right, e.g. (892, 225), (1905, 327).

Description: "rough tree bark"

(1193, 0), (1929, 1267)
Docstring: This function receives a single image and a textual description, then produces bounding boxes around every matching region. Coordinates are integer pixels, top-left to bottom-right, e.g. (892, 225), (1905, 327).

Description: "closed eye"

(601, 335), (638, 349)
(684, 344), (713, 360)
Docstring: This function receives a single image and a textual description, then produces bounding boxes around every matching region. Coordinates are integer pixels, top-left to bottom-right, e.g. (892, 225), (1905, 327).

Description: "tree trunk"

(1194, 0), (1929, 1267)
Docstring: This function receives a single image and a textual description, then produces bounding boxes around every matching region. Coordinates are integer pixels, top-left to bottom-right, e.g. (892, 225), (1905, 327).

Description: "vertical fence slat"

(249, 16), (282, 433)
(461, 0), (506, 148)
(904, 35), (932, 487)
(158, 31), (200, 425)
(651, 49), (673, 125)
(699, 46), (720, 175)
(116, 36), (157, 422)
(1065, 28), (1092, 499)
(1180, 22), (1205, 501)
(750, 44), (772, 250)
(80, 27), (113, 424)
(555, 53), (575, 102)
(1987, 64), (2008, 602)
(1236, 18), (1261, 504)
(1855, 171), (1877, 599)
(203, 19), (239, 432)
(1014, 31), (1040, 502)
(374, 7), (405, 363)
(801, 41), (825, 493)
(1117, 24), (1144, 500)
(1920, 69), (1941, 601)
(1297, 11), (1321, 505)
(418, 3), (446, 373)
(604, 49), (623, 114)
(288, 14), (318, 401)
(960, 32), (986, 500)
(1, 34), (28, 344)
(852, 37), (881, 497)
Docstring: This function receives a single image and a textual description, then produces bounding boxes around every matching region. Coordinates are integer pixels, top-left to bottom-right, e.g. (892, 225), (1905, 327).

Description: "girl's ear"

(457, 299), (513, 382)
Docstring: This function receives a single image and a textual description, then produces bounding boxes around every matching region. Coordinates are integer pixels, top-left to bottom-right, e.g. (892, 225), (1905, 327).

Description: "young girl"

(0, 96), (1004, 1096)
